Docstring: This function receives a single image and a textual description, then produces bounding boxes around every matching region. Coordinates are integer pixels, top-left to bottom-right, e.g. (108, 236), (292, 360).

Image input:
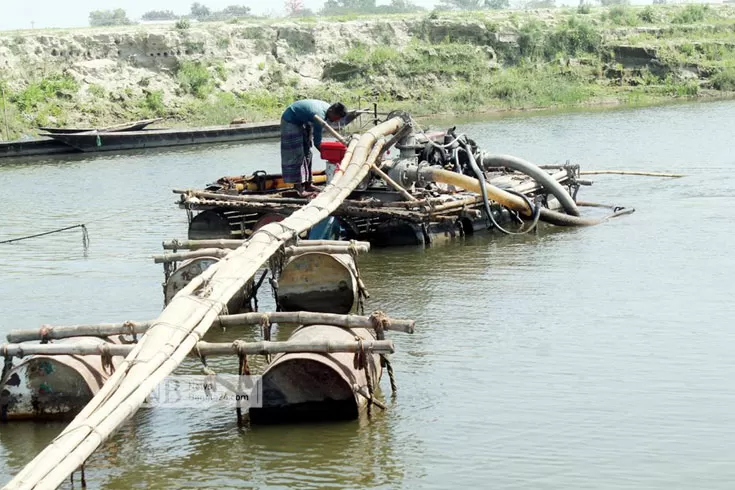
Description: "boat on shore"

(39, 121), (280, 153)
(37, 118), (163, 134)
(1, 119), (281, 159)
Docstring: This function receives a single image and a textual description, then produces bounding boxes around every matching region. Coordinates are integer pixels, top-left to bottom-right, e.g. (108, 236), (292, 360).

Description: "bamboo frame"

(6, 117), (407, 490)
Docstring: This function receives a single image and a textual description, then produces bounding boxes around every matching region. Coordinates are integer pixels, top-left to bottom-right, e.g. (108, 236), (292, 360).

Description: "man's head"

(326, 102), (347, 122)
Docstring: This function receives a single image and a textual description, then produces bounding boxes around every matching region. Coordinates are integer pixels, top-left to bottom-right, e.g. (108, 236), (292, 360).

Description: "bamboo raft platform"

(0, 113), (639, 489)
(175, 118), (634, 248)
(1, 116), (412, 489)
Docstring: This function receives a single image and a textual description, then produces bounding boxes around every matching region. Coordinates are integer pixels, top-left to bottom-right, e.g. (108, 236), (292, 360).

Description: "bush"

(142, 90), (166, 115)
(606, 5), (638, 26)
(11, 74), (79, 112)
(672, 4), (708, 24)
(175, 18), (191, 30)
(638, 5), (657, 23)
(545, 16), (602, 59)
(577, 2), (591, 14)
(518, 20), (545, 59)
(176, 61), (213, 98)
(711, 69), (735, 91)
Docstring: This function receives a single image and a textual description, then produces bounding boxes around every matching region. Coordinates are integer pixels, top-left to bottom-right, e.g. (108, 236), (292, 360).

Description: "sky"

(0, 0), (441, 31)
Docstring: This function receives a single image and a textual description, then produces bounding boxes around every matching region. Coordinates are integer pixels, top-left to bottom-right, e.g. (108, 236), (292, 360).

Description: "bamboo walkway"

(3, 116), (406, 490)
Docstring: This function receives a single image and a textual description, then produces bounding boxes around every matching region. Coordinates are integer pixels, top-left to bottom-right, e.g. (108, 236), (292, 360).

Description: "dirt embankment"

(1, 5), (734, 138)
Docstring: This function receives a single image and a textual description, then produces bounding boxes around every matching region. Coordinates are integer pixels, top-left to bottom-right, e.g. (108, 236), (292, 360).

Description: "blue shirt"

(281, 99), (331, 149)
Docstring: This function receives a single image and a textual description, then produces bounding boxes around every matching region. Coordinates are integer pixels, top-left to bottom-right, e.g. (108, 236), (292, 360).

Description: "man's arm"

(312, 120), (324, 150)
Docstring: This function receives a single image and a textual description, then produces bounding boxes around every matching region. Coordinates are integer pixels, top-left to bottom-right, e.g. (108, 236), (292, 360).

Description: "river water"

(1, 100), (734, 489)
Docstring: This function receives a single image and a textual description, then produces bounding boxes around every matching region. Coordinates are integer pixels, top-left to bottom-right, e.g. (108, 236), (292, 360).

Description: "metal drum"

(0, 337), (121, 421)
(164, 257), (250, 313)
(249, 325), (380, 424)
(277, 252), (358, 314)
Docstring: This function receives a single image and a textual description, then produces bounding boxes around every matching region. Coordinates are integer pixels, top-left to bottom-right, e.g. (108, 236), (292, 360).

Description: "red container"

(319, 141), (347, 164)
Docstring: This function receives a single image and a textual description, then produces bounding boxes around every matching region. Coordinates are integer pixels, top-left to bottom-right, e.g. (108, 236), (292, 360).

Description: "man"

(280, 99), (353, 197)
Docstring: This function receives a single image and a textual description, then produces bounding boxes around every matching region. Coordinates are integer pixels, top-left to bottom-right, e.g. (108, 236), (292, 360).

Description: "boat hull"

(42, 121), (280, 153)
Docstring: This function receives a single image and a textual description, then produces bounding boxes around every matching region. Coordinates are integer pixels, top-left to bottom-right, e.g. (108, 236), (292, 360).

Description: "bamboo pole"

(153, 243), (371, 264)
(153, 248), (229, 263)
(283, 244), (370, 256)
(579, 170), (685, 178)
(314, 114), (349, 145)
(369, 159), (418, 202)
(216, 311), (415, 334)
(7, 321), (153, 343)
(0, 339), (394, 358)
(181, 198), (428, 222)
(174, 190), (430, 210)
(162, 239), (371, 251)
(5, 117), (407, 490)
(6, 311), (415, 343)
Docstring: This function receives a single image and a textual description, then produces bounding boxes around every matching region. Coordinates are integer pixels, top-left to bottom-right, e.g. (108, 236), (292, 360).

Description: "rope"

(370, 311), (397, 395)
(260, 314), (272, 363)
(349, 244), (369, 315)
(100, 345), (115, 376)
(0, 224), (90, 253)
(120, 321), (138, 343)
(236, 350), (250, 426)
(352, 337), (376, 417)
(0, 194), (172, 249)
(39, 325), (52, 345)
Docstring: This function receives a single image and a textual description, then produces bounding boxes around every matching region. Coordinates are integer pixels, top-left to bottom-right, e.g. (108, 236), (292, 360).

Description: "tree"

(320, 0), (377, 14)
(220, 5), (252, 16)
(141, 10), (177, 21)
(438, 0), (483, 10)
(89, 9), (132, 26)
(383, 0), (425, 13)
(521, 0), (554, 8)
(190, 2), (211, 20)
(485, 0), (509, 8)
(285, 0), (305, 16)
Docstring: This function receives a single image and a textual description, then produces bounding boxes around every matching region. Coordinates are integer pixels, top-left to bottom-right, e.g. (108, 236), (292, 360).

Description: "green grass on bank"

(2, 3), (735, 139)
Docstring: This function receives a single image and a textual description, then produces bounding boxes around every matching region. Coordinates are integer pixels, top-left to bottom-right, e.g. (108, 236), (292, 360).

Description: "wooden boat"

(38, 118), (163, 134)
(39, 121), (280, 153)
(249, 324), (381, 424)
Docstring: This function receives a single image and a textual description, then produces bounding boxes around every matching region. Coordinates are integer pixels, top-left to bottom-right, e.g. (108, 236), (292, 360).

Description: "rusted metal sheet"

(249, 324), (381, 424)
(0, 337), (122, 422)
(277, 252), (358, 314)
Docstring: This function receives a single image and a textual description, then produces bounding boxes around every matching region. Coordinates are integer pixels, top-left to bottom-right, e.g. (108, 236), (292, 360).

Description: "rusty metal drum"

(276, 252), (358, 314)
(0, 336), (122, 421)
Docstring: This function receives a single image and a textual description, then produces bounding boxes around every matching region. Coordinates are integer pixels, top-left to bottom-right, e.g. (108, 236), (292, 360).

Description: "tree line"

(89, 0), (638, 27)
